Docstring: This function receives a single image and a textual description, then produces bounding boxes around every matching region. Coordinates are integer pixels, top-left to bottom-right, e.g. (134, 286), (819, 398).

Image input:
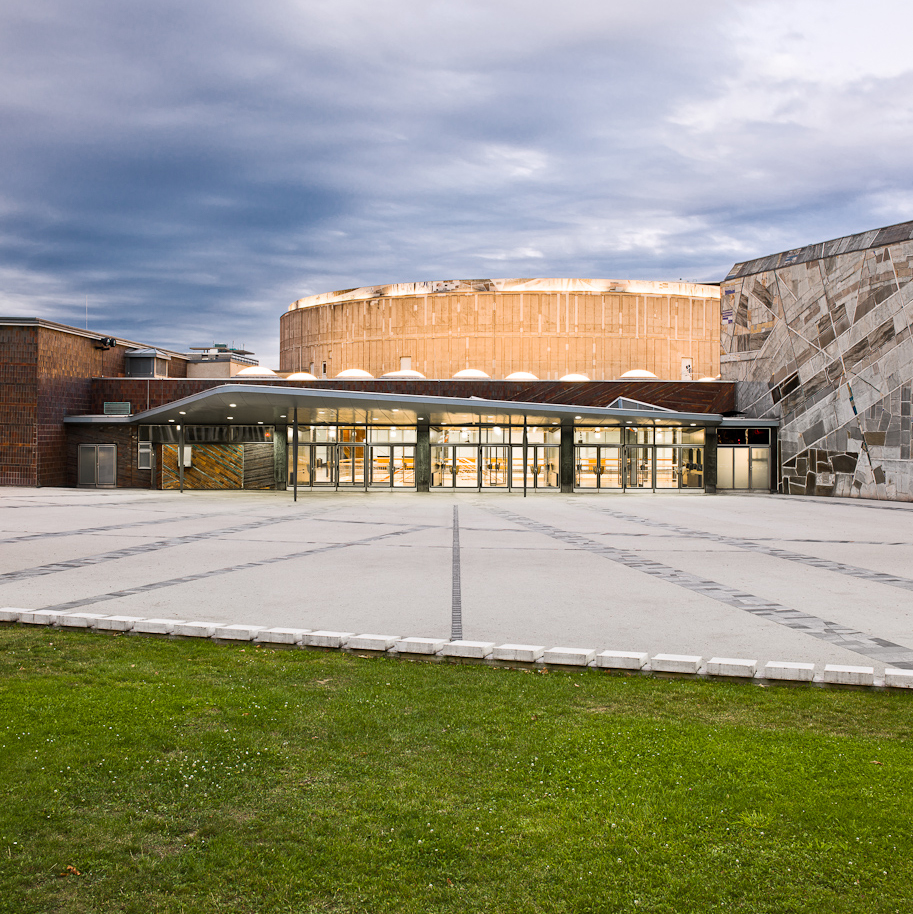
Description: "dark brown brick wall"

(67, 424), (155, 489)
(0, 326), (39, 486)
(89, 378), (736, 414)
(37, 329), (110, 486)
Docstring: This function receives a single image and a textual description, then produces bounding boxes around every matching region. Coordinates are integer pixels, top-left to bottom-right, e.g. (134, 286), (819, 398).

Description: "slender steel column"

(522, 421), (528, 498)
(292, 414), (298, 502)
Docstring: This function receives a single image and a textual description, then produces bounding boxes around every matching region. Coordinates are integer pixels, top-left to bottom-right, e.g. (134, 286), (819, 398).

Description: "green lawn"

(1, 628), (911, 913)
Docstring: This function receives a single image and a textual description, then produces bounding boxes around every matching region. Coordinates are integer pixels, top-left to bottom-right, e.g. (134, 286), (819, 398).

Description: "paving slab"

(3, 488), (913, 673)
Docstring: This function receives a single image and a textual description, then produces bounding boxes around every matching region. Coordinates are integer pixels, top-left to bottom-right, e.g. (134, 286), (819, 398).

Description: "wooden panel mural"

(161, 444), (243, 489)
(242, 443), (275, 489)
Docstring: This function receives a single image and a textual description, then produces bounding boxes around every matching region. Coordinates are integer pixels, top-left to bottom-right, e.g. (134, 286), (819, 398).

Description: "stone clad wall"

(280, 280), (721, 381)
(721, 222), (913, 501)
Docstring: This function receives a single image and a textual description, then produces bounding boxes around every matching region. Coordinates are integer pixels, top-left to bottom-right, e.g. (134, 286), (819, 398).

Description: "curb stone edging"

(1, 608), (911, 691)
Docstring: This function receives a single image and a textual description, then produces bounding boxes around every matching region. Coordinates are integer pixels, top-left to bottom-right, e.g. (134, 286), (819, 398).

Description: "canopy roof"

(63, 383), (768, 428)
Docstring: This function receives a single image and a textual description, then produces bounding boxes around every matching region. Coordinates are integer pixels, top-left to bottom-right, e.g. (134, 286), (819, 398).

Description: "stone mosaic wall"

(721, 221), (913, 501)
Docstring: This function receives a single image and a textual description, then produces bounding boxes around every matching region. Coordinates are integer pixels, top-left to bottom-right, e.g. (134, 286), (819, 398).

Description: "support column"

(274, 425), (288, 491)
(704, 427), (717, 494)
(560, 419), (574, 493)
(415, 422), (430, 492)
(522, 421), (528, 497)
(292, 416), (299, 502)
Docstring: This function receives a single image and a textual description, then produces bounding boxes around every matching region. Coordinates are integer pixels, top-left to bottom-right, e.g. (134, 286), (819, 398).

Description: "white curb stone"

(134, 618), (186, 635)
(594, 650), (649, 670)
(492, 644), (545, 662)
(19, 610), (62, 626)
(173, 621), (224, 637)
(302, 631), (356, 648)
(255, 628), (311, 645)
(0, 608), (30, 622)
(394, 637), (447, 655)
(543, 647), (596, 666)
(884, 668), (913, 688)
(823, 664), (875, 686)
(707, 657), (758, 678)
(651, 654), (702, 674)
(440, 640), (495, 659)
(213, 624), (266, 641)
(57, 613), (109, 629)
(763, 661), (815, 681)
(94, 615), (144, 632)
(347, 634), (401, 651)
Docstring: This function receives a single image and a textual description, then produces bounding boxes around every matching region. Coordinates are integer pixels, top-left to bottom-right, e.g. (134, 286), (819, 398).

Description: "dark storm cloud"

(1, 0), (912, 364)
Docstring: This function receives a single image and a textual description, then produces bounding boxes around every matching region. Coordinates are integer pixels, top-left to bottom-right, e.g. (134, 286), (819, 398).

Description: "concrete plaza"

(2, 487), (913, 672)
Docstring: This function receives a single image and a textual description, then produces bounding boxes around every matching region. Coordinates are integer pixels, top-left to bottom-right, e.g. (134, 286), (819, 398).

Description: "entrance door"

(482, 446), (509, 487)
(625, 447), (652, 489)
(453, 447), (478, 488)
(717, 446), (768, 490)
(78, 444), (116, 487)
(576, 446), (598, 488)
(599, 448), (622, 489)
(337, 445), (365, 485)
(312, 445), (335, 485)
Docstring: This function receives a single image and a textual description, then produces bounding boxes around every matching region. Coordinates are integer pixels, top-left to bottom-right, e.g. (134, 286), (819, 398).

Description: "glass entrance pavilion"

(64, 383), (778, 494)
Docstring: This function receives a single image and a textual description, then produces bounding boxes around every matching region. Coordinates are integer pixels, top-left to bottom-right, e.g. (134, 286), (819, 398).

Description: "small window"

(138, 442), (153, 469)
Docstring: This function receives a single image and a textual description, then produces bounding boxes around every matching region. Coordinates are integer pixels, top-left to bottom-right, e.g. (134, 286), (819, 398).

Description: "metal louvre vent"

(103, 401), (131, 416)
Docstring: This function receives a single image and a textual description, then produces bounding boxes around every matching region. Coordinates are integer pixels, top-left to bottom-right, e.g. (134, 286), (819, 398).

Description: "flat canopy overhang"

(65, 383), (732, 428)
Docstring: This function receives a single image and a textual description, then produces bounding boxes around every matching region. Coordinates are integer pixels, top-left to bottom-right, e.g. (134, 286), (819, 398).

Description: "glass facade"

(574, 426), (704, 491)
(431, 426), (559, 490)
(171, 419), (783, 494)
(290, 426), (416, 488)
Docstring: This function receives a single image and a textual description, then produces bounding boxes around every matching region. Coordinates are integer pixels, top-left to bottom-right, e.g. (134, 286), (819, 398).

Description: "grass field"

(1, 628), (912, 913)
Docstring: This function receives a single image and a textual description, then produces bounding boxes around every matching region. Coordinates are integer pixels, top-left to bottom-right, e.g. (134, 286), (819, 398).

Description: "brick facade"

(1, 318), (189, 488)
(67, 424), (155, 489)
(0, 325), (39, 486)
(90, 377), (736, 415)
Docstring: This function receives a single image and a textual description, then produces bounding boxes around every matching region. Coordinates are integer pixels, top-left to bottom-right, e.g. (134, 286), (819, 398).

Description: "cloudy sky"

(2, 0), (912, 366)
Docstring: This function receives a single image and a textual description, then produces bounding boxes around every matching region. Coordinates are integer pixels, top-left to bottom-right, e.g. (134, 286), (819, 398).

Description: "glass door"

(482, 446), (509, 487)
(576, 446), (598, 488)
(370, 446), (392, 487)
(600, 447), (622, 489)
(312, 445), (335, 485)
(431, 446), (454, 487)
(625, 447), (652, 489)
(453, 446), (478, 488)
(337, 445), (365, 486)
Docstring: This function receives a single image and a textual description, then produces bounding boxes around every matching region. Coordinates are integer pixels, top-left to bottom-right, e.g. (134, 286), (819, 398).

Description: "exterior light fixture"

(392, 409), (399, 412)
(229, 403), (237, 407)
(257, 421), (264, 425)
(690, 423), (697, 426)
(179, 411), (186, 415)
(168, 419), (175, 423)
(227, 416), (233, 420)
(575, 416), (582, 419)
(280, 414), (286, 418)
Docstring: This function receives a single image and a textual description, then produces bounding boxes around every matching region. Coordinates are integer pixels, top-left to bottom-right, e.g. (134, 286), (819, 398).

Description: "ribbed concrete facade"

(280, 278), (721, 380)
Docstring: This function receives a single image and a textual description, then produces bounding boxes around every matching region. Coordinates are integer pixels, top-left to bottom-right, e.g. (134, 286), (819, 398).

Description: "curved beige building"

(280, 278), (721, 381)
